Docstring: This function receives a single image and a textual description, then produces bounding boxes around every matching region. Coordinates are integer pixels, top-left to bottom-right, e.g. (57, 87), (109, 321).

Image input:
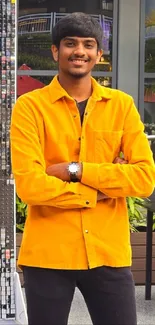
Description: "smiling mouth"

(69, 59), (89, 63)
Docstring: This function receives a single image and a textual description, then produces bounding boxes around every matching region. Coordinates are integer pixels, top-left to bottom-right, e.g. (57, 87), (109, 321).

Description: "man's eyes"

(65, 42), (94, 48)
(85, 44), (94, 48)
(65, 42), (74, 47)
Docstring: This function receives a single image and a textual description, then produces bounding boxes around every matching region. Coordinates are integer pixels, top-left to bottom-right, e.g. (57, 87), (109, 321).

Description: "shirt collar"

(49, 75), (112, 104)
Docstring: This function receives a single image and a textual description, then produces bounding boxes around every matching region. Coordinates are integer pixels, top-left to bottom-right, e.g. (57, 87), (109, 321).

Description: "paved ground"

(0, 286), (154, 324)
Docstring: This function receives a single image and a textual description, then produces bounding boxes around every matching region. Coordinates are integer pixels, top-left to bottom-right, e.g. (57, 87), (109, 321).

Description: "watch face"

(69, 164), (78, 173)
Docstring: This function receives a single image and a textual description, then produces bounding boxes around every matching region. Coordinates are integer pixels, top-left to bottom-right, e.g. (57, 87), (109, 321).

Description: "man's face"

(51, 37), (102, 79)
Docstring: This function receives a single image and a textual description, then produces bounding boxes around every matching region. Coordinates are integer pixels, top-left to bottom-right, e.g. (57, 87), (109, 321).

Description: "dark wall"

(19, 0), (101, 14)
(47, 0), (101, 14)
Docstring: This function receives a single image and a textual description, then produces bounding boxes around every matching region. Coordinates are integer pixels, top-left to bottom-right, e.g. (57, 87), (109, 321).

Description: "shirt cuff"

(81, 162), (100, 190)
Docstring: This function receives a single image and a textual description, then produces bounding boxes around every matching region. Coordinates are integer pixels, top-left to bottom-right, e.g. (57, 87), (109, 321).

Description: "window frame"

(139, 0), (155, 122)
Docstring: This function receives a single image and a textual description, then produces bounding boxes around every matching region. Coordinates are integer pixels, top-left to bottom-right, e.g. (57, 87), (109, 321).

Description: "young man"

(11, 12), (155, 325)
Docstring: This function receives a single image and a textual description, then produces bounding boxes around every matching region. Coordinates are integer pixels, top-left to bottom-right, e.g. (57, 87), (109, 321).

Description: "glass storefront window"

(145, 0), (155, 72)
(144, 79), (155, 124)
(18, 0), (114, 72)
(95, 76), (112, 87)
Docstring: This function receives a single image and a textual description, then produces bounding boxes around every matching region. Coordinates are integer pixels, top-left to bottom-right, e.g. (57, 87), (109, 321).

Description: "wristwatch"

(67, 162), (80, 182)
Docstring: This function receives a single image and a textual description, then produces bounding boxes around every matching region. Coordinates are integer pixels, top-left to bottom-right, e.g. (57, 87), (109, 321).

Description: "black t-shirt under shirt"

(75, 99), (88, 124)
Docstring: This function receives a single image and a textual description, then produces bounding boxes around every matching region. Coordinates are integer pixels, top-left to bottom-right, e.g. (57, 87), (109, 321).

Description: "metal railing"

(18, 13), (53, 35)
(18, 12), (113, 36)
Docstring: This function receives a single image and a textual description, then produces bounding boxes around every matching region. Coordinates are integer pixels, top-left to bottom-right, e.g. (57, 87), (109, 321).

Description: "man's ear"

(96, 49), (103, 64)
(51, 45), (59, 62)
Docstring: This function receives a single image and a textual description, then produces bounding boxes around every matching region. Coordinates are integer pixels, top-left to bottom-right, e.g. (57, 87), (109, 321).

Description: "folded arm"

(81, 99), (155, 198)
(10, 97), (97, 209)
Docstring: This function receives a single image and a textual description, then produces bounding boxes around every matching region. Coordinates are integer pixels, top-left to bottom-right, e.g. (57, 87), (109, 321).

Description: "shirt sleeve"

(81, 98), (155, 198)
(10, 97), (97, 209)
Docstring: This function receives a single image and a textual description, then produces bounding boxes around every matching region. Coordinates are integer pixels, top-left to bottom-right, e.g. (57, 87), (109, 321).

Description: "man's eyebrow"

(63, 37), (96, 43)
(63, 37), (76, 41)
(84, 40), (96, 43)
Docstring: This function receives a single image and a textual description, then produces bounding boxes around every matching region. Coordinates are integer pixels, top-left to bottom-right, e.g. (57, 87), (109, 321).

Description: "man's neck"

(58, 74), (92, 102)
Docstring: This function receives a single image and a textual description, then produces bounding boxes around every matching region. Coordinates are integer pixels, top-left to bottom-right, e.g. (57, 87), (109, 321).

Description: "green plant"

(127, 197), (147, 232)
(16, 195), (27, 232)
(18, 52), (58, 70)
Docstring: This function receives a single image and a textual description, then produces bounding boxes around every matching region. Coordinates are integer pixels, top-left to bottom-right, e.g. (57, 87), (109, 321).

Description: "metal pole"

(146, 135), (155, 140)
(144, 134), (154, 300)
(145, 209), (153, 300)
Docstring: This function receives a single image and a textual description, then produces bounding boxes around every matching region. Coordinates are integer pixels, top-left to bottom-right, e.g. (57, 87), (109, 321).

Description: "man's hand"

(46, 162), (82, 182)
(113, 156), (128, 164)
(97, 192), (109, 201)
(46, 162), (70, 181)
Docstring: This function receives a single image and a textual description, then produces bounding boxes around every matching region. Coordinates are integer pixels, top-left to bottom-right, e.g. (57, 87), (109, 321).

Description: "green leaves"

(16, 195), (27, 217)
(127, 197), (147, 232)
(16, 195), (27, 232)
(127, 197), (135, 215)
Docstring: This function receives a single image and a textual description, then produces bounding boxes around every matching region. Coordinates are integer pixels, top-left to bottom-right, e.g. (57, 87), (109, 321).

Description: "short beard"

(67, 70), (90, 79)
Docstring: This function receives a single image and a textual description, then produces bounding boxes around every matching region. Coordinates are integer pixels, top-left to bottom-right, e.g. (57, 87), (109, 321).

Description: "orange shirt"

(10, 76), (155, 269)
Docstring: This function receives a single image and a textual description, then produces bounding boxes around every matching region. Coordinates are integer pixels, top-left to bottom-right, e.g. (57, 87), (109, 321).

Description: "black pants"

(23, 265), (137, 325)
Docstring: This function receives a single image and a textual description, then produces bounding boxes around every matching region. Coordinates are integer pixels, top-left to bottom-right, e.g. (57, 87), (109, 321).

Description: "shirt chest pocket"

(93, 130), (123, 163)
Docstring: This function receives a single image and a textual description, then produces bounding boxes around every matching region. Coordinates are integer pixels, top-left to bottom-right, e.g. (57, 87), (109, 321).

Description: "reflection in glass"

(95, 77), (112, 88)
(17, 75), (112, 97)
(145, 0), (155, 72)
(17, 75), (51, 97)
(144, 79), (155, 124)
(18, 0), (113, 71)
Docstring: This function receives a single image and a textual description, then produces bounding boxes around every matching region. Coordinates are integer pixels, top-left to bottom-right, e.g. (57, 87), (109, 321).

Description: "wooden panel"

(130, 232), (155, 245)
(132, 245), (155, 258)
(16, 247), (20, 257)
(131, 232), (155, 285)
(130, 232), (146, 245)
(132, 258), (155, 271)
(16, 233), (22, 246)
(132, 271), (155, 284)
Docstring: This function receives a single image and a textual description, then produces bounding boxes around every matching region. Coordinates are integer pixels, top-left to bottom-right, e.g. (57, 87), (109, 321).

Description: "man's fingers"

(97, 192), (109, 201)
(102, 194), (109, 199)
(113, 157), (128, 164)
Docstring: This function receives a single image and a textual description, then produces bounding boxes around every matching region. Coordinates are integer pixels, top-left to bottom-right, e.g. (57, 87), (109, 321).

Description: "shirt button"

(78, 137), (81, 141)
(85, 112), (88, 116)
(86, 201), (89, 205)
(85, 230), (89, 233)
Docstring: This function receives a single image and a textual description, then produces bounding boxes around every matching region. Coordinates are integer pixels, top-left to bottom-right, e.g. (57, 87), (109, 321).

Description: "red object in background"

(17, 64), (45, 96)
(144, 88), (155, 103)
(144, 93), (155, 103)
(19, 64), (31, 71)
